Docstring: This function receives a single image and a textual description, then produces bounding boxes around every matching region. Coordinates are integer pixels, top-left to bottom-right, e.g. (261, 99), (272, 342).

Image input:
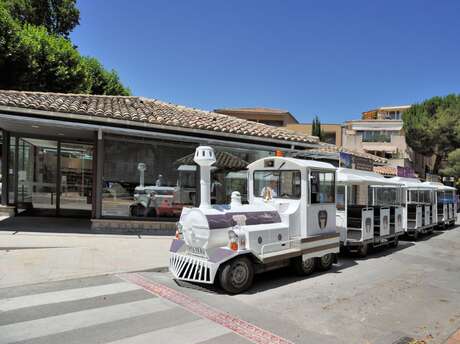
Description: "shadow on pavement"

(0, 216), (172, 236)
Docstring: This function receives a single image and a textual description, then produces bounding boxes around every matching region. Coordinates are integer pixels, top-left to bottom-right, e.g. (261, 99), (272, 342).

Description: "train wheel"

(389, 236), (399, 248)
(292, 256), (316, 276)
(219, 257), (254, 294)
(357, 243), (368, 257)
(317, 253), (334, 271)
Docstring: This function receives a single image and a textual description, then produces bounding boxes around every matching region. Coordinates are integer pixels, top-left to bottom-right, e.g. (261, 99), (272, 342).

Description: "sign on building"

(339, 152), (353, 168)
(397, 166), (416, 178)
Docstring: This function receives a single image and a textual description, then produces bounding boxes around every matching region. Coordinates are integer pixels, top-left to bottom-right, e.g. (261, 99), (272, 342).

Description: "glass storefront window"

(102, 137), (197, 219)
(101, 138), (274, 219)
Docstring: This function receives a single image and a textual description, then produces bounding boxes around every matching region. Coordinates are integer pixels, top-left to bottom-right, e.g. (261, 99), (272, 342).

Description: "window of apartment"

(360, 131), (393, 143)
(259, 120), (284, 127)
(322, 132), (336, 145)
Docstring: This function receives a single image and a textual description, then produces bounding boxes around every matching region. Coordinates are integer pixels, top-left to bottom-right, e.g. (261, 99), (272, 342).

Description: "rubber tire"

(292, 256), (316, 276)
(357, 243), (368, 258)
(219, 257), (254, 294)
(130, 204), (144, 217)
(389, 236), (399, 248)
(317, 253), (334, 271)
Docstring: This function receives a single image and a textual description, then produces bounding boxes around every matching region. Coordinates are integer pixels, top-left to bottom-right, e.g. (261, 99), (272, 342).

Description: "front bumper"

(169, 239), (239, 284)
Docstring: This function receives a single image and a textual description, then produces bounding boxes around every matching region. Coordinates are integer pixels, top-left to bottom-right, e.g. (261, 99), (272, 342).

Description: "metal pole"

(95, 129), (103, 219)
(1, 131), (9, 205)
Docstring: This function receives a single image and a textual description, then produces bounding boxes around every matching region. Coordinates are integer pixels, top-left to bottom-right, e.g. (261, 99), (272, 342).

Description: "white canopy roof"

(421, 181), (456, 191)
(337, 168), (400, 186)
(389, 177), (437, 189)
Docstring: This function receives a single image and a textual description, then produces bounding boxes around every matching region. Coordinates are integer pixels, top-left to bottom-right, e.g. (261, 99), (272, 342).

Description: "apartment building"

(286, 123), (342, 146)
(342, 105), (411, 167)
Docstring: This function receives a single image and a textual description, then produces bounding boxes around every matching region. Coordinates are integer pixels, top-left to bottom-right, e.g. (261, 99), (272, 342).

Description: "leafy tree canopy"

(441, 149), (460, 178)
(0, 0), (130, 95)
(403, 94), (460, 173)
(2, 0), (79, 37)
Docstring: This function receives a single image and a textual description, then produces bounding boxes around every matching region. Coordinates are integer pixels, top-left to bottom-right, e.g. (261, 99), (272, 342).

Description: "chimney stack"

(193, 146), (216, 209)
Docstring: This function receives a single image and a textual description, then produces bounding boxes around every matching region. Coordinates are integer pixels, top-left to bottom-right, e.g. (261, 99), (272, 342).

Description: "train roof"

(337, 168), (400, 186)
(247, 157), (336, 171)
(389, 177), (437, 189)
(421, 181), (456, 191)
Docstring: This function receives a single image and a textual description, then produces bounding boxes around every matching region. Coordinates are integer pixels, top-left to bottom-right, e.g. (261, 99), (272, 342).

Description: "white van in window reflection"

(130, 165), (197, 218)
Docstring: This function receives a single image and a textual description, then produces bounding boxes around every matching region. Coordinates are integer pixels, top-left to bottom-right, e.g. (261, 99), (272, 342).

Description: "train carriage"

(422, 182), (457, 228)
(389, 177), (437, 239)
(336, 168), (403, 256)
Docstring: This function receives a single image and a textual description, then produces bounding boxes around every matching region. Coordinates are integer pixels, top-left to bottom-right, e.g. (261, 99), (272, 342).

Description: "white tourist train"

(170, 146), (340, 294)
(169, 146), (457, 293)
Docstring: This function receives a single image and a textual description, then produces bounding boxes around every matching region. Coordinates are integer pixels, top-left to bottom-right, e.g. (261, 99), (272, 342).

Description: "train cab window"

(253, 170), (301, 199)
(310, 171), (335, 204)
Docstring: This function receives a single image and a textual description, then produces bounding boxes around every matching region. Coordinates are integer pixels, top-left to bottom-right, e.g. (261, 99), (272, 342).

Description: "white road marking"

(106, 318), (231, 344)
(0, 298), (173, 343)
(0, 282), (141, 312)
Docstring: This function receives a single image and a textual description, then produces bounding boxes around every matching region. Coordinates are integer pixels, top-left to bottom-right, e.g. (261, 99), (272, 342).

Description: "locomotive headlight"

(228, 230), (239, 251)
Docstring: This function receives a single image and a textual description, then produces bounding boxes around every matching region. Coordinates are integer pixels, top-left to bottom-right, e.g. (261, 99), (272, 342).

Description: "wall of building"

(286, 123), (342, 146)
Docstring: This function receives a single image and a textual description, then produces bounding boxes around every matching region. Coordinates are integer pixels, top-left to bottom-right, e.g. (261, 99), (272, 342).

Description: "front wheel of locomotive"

(292, 256), (316, 276)
(219, 257), (254, 294)
(316, 253), (334, 271)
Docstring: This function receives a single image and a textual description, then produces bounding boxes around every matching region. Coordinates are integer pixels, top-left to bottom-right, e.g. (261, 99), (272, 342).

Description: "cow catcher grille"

(170, 252), (213, 284)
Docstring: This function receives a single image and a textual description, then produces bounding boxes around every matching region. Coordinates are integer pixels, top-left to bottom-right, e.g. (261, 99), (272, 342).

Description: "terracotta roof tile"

(0, 90), (319, 145)
(373, 165), (397, 176)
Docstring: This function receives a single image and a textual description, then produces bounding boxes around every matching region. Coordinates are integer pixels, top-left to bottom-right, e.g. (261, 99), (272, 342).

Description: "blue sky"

(71, 0), (460, 123)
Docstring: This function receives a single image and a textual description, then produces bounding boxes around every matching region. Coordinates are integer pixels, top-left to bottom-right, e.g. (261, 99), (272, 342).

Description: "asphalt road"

(1, 226), (459, 344)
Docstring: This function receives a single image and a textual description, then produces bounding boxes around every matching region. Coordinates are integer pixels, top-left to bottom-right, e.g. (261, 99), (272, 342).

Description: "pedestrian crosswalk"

(0, 275), (250, 344)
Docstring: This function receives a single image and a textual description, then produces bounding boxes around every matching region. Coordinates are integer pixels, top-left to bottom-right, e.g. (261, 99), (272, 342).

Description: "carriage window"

(311, 171), (335, 204)
(253, 170), (301, 199)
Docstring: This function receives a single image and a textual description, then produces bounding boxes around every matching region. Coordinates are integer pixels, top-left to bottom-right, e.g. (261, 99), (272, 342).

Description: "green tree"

(403, 94), (460, 173)
(441, 149), (460, 178)
(0, 1), (130, 95)
(2, 0), (79, 37)
(82, 57), (131, 96)
(312, 115), (323, 141)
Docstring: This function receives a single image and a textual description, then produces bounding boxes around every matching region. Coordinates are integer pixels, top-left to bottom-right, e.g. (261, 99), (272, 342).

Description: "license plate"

(187, 246), (207, 257)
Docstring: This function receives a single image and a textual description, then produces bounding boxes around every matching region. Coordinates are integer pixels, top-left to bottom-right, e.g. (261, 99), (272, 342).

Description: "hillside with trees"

(0, 0), (130, 95)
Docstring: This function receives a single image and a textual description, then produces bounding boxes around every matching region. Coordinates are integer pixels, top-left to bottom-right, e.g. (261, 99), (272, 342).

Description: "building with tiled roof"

(0, 90), (324, 228)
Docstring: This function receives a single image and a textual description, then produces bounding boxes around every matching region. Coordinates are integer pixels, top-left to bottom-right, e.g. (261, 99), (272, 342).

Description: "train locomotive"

(169, 146), (340, 294)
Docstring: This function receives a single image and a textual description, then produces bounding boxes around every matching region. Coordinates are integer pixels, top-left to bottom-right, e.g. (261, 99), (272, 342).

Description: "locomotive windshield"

(253, 170), (301, 199)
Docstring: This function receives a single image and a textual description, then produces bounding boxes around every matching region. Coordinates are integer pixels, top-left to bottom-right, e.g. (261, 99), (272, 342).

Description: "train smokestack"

(193, 146), (216, 209)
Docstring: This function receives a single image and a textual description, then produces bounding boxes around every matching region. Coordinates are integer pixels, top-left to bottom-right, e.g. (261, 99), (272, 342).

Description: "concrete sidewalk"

(0, 230), (172, 288)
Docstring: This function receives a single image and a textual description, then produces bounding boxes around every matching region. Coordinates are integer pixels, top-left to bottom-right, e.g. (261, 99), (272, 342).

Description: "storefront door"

(14, 137), (93, 217)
